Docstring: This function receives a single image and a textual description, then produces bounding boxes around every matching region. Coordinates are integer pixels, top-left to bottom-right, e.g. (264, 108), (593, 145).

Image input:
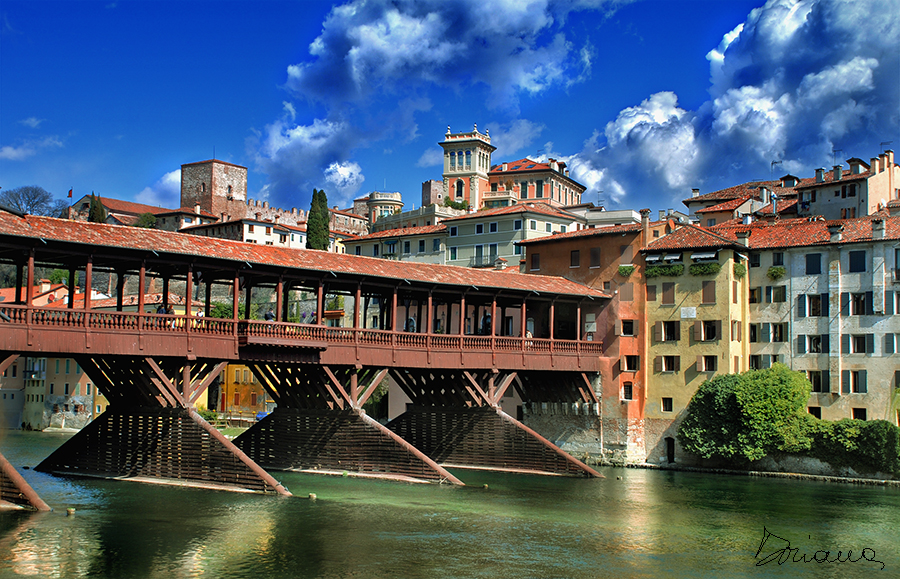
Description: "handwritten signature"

(755, 526), (884, 570)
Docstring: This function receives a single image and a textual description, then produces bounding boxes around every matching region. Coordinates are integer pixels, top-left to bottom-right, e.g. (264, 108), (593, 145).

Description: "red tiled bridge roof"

(0, 212), (608, 300)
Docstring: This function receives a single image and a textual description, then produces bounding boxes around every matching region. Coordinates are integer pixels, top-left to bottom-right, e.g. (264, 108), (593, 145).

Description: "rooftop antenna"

(596, 190), (606, 209)
(832, 148), (842, 166)
(881, 141), (893, 153)
(770, 160), (782, 178)
(213, 146), (216, 160)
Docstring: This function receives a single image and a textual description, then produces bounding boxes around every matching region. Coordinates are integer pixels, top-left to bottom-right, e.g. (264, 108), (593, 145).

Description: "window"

(749, 355), (762, 369)
(514, 219), (522, 230)
(750, 253), (760, 267)
(623, 382), (633, 401)
(235, 370), (240, 382)
(251, 392), (258, 406)
(656, 356), (680, 372)
(808, 407), (822, 418)
(64, 384), (69, 395)
(807, 294), (824, 316)
(852, 408), (867, 421)
(476, 223), (484, 234)
(662, 283), (675, 305)
(621, 320), (636, 336)
(65, 359), (70, 374)
(707, 218), (716, 227)
(842, 370), (867, 394)
(749, 324), (760, 342)
(373, 245), (379, 257)
(265, 227), (272, 235)
(662, 397), (673, 412)
(806, 253), (821, 275)
(660, 321), (679, 342)
(807, 335), (824, 353)
(570, 250), (580, 267)
(848, 250), (866, 272)
(560, 225), (567, 234)
(772, 252), (784, 266)
(622, 355), (639, 372)
(842, 333), (874, 354)
(50, 384), (54, 394)
(702, 281), (716, 304)
(697, 320), (719, 341)
(766, 286), (787, 303)
(699, 355), (717, 372)
(529, 220), (537, 230)
(489, 222), (498, 233)
(432, 238), (441, 252)
(535, 180), (543, 198)
(449, 226), (458, 237)
(530, 253), (540, 271)
(749, 287), (761, 303)
(514, 244), (522, 255)
(844, 292), (872, 316)
(621, 245), (633, 264)
(545, 223), (552, 233)
(248, 224), (254, 233)
(646, 285), (657, 302)
(590, 247), (601, 268)
(234, 392), (241, 407)
(403, 241), (411, 254)
(731, 320), (742, 341)
(86, 384), (92, 395)
(808, 371), (828, 393)
(619, 283), (633, 302)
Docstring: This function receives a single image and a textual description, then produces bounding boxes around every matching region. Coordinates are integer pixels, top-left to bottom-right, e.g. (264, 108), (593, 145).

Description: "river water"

(1, 430), (897, 578)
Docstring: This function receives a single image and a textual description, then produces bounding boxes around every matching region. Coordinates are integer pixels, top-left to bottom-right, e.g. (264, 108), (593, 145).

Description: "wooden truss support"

(248, 364), (389, 410)
(42, 356), (289, 495)
(0, 353), (18, 376)
(0, 451), (51, 511)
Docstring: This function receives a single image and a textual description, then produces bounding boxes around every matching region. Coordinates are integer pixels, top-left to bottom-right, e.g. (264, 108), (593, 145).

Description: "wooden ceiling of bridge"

(0, 212), (610, 301)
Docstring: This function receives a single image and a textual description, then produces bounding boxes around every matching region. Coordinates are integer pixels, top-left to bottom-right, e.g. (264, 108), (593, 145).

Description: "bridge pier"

(386, 369), (602, 477)
(36, 356), (290, 495)
(233, 364), (463, 484)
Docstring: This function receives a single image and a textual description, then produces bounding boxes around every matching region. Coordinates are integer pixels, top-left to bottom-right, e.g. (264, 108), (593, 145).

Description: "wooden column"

(185, 265), (193, 320)
(316, 280), (324, 325)
(490, 296), (497, 336)
(549, 301), (555, 340)
(520, 299), (527, 338)
(426, 292), (433, 334)
(354, 283), (362, 329)
(459, 294), (466, 336)
(205, 281), (212, 317)
(67, 267), (77, 309)
(15, 259), (23, 304)
(390, 286), (398, 331)
(116, 270), (125, 311)
(275, 278), (284, 322)
(244, 282), (253, 320)
(576, 303), (582, 341)
(25, 251), (34, 309)
(136, 262), (144, 330)
(232, 273), (240, 321)
(85, 259), (94, 311)
(162, 276), (170, 309)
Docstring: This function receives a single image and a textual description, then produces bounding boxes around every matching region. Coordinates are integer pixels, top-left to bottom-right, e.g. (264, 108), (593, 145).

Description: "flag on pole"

(68, 188), (73, 198)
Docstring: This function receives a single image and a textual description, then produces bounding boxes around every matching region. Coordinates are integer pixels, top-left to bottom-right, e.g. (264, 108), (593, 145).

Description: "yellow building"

(641, 225), (749, 464)
(216, 364), (269, 422)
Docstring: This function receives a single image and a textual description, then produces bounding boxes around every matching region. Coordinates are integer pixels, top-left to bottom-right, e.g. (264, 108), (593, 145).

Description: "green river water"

(1, 430), (897, 578)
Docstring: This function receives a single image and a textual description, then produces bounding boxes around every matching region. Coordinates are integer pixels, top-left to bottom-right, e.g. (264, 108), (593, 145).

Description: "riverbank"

(620, 461), (900, 487)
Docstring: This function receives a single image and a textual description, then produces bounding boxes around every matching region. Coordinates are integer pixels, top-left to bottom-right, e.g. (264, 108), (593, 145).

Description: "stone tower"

(439, 124), (496, 210)
(180, 160), (248, 220)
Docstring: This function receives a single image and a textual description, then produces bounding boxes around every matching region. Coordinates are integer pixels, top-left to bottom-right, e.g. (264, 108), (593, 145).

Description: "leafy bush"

(645, 264), (684, 278)
(678, 364), (812, 463)
(767, 266), (786, 280)
(617, 265), (635, 277)
(806, 418), (900, 474)
(733, 262), (746, 278)
(196, 406), (219, 423)
(689, 262), (721, 276)
(443, 198), (468, 211)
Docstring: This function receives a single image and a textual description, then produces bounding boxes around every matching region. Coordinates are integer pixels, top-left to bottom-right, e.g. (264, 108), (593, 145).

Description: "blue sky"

(1, 0), (897, 215)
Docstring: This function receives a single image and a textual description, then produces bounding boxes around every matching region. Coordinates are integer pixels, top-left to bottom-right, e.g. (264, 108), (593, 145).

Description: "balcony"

(469, 255), (500, 268)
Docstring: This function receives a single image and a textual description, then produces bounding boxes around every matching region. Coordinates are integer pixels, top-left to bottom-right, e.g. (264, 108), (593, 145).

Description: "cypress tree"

(306, 188), (330, 250)
(88, 193), (108, 223)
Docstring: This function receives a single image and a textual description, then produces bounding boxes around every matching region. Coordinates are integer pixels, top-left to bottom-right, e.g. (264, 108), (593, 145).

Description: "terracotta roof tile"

(442, 202), (576, 222)
(0, 212), (608, 299)
(711, 214), (900, 249)
(695, 196), (751, 213)
(352, 224), (447, 241)
(644, 223), (742, 251)
(518, 222), (654, 245)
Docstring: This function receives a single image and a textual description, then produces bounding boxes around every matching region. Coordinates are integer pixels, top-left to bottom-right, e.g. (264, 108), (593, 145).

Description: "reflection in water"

(0, 431), (898, 578)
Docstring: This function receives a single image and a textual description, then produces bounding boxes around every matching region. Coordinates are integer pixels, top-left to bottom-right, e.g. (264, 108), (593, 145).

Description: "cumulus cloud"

(285, 0), (598, 111)
(0, 136), (62, 160)
(485, 119), (546, 159)
(135, 170), (181, 209)
(324, 161), (365, 199)
(416, 147), (443, 168)
(569, 0), (899, 207)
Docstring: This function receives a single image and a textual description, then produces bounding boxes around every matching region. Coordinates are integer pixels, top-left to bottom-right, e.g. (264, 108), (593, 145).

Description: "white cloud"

(485, 119), (546, 159)
(416, 147), (443, 168)
(135, 170), (181, 209)
(0, 136), (62, 161)
(18, 117), (44, 129)
(324, 161), (365, 199)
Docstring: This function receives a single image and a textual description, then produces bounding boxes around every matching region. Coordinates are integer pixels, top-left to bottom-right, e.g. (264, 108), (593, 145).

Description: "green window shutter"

(797, 295), (806, 318)
(866, 333), (875, 354)
(841, 370), (850, 393)
(866, 291), (874, 315)
(886, 333), (896, 355)
(841, 333), (849, 354)
(840, 292), (850, 315)
(821, 293), (830, 316)
(886, 292), (895, 315)
(859, 370), (867, 393)
(796, 335), (806, 354)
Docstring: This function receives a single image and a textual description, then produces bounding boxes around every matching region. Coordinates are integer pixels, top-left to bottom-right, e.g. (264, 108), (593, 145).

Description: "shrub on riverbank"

(678, 364), (900, 474)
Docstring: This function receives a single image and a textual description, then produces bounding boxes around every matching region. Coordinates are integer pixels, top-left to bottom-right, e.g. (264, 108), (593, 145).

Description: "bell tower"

(439, 124), (496, 210)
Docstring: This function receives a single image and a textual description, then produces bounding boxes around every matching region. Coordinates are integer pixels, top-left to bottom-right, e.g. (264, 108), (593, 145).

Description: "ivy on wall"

(689, 262), (721, 276)
(733, 262), (747, 278)
(767, 266), (786, 280)
(645, 264), (684, 278)
(618, 265), (635, 277)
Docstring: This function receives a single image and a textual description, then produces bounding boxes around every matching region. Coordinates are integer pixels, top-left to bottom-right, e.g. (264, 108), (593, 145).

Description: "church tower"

(439, 124), (496, 210)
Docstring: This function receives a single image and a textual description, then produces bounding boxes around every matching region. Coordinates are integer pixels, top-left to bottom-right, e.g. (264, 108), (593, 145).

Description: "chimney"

(550, 159), (559, 172)
(194, 204), (201, 215)
(736, 230), (750, 247)
(887, 150), (895, 167)
(691, 188), (700, 198)
(760, 187), (770, 205)
(274, 214), (280, 224)
(872, 218), (885, 239)
(640, 208), (651, 247)
(815, 168), (826, 182)
(833, 165), (842, 181)
(502, 163), (508, 171)
(742, 215), (753, 225)
(871, 157), (881, 174)
(828, 223), (843, 242)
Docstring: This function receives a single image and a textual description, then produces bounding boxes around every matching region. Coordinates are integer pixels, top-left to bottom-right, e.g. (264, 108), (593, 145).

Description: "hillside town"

(2, 124), (899, 466)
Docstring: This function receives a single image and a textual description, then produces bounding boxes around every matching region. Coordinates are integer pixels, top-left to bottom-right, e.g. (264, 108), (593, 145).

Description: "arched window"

(449, 151), (456, 168)
(465, 150), (471, 168)
(456, 180), (464, 198)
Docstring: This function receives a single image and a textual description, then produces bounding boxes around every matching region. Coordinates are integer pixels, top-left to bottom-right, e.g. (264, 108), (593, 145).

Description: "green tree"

(133, 212), (157, 228)
(48, 269), (68, 285)
(88, 193), (108, 223)
(678, 364), (812, 463)
(305, 188), (330, 250)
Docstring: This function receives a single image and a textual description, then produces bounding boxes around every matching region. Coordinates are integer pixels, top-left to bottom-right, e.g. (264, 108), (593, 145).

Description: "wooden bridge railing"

(0, 304), (604, 356)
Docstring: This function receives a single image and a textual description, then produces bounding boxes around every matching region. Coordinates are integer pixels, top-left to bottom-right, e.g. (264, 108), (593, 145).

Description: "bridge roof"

(0, 212), (608, 300)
